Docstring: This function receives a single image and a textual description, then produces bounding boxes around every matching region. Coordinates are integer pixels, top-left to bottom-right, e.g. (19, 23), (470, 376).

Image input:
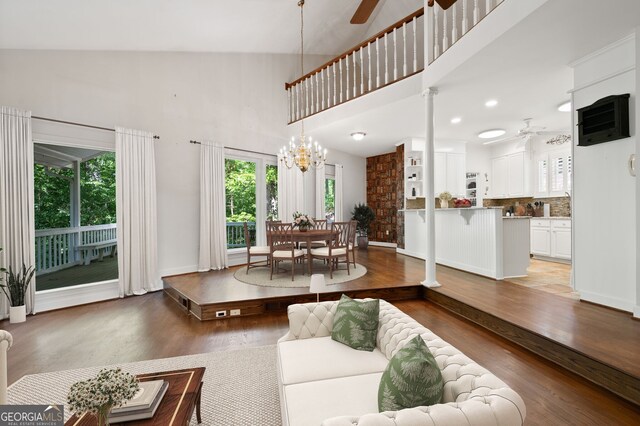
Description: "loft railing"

(35, 223), (117, 275)
(286, 8), (425, 124)
(226, 221), (256, 249)
(428, 0), (505, 63)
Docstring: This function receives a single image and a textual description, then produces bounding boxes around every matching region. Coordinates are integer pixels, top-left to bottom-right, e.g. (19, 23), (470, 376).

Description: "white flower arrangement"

(292, 211), (315, 229)
(438, 191), (453, 201)
(68, 368), (140, 424)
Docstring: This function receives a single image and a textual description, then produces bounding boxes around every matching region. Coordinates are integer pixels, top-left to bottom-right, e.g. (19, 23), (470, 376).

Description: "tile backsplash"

(483, 196), (570, 217)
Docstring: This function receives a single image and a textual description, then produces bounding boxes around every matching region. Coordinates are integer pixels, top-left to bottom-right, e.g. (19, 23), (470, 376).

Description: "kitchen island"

(399, 207), (530, 280)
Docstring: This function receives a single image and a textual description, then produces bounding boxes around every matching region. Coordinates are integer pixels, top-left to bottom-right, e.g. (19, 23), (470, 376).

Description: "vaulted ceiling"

(0, 0), (421, 56)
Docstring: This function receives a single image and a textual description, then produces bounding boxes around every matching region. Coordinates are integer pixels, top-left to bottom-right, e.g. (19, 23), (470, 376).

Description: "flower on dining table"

(292, 212), (315, 228)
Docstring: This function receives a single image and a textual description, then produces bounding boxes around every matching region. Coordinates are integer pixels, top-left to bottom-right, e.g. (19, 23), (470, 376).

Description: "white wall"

(636, 29), (640, 318)
(466, 142), (491, 197)
(571, 35), (637, 312)
(0, 49), (366, 277)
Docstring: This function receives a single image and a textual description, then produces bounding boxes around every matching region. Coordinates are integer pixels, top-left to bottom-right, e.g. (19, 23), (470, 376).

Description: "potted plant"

(438, 191), (452, 209)
(0, 256), (36, 323)
(351, 203), (375, 249)
(292, 211), (315, 231)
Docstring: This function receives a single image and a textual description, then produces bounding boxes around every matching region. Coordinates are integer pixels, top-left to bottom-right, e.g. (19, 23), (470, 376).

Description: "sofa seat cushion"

(278, 336), (389, 385)
(283, 373), (382, 426)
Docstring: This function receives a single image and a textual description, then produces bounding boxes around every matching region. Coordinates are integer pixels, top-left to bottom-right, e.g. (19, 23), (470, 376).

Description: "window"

(550, 155), (564, 192)
(325, 177), (335, 221)
(535, 149), (571, 197)
(224, 155), (278, 249)
(537, 158), (548, 194)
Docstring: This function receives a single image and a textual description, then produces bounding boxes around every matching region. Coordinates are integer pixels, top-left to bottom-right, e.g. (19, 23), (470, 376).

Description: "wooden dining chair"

(270, 223), (306, 281)
(299, 219), (329, 249)
(310, 221), (350, 279)
(244, 222), (271, 274)
(348, 220), (358, 268)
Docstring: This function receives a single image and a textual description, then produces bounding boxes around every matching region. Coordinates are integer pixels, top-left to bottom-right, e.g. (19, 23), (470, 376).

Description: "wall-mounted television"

(577, 94), (630, 146)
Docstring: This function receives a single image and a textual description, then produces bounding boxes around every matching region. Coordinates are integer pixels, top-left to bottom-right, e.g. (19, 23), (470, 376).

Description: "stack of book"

(109, 380), (168, 423)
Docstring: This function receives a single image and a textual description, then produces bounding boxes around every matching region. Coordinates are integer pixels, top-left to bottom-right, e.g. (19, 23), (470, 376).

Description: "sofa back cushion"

(331, 295), (380, 352)
(378, 335), (444, 412)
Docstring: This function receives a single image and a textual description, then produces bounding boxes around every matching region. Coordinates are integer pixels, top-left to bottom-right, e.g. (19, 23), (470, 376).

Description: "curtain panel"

(115, 127), (161, 297)
(315, 168), (325, 220)
(198, 142), (228, 271)
(277, 156), (304, 222)
(335, 164), (344, 221)
(0, 107), (36, 316)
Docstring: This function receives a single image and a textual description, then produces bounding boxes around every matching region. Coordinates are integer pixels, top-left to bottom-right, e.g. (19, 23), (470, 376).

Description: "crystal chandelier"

(279, 0), (327, 173)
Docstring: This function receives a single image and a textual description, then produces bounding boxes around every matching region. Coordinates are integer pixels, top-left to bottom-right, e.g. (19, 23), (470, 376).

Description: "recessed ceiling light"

(485, 99), (498, 107)
(450, 117), (462, 124)
(350, 132), (366, 141)
(478, 129), (506, 139)
(558, 101), (571, 112)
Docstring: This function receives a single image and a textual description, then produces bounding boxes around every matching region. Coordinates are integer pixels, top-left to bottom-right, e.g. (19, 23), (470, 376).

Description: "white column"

(422, 87), (440, 288)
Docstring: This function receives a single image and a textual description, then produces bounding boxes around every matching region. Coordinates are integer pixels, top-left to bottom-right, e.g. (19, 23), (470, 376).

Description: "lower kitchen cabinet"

(530, 219), (571, 260)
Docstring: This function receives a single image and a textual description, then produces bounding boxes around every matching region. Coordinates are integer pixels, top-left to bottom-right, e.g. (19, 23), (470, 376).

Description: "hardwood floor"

(2, 294), (638, 425)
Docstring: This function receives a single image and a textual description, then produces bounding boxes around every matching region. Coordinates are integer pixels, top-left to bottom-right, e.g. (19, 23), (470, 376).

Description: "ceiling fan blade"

(427, 0), (457, 11)
(350, 0), (379, 24)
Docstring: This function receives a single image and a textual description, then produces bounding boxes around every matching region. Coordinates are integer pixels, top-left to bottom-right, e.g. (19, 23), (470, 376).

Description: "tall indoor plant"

(0, 251), (35, 323)
(351, 203), (376, 249)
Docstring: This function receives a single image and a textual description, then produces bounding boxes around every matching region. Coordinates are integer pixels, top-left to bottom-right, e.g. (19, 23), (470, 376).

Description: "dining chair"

(265, 220), (282, 246)
(348, 220), (358, 268)
(270, 223), (306, 281)
(299, 219), (329, 249)
(244, 222), (271, 274)
(310, 221), (350, 279)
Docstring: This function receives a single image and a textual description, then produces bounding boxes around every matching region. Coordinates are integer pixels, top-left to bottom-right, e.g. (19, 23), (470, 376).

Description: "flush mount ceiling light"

(350, 132), (366, 141)
(485, 99), (498, 107)
(478, 129), (506, 139)
(558, 101), (571, 112)
(450, 117), (462, 124)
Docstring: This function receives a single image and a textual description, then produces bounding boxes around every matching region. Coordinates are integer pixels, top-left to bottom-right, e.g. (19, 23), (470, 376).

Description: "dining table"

(267, 228), (337, 275)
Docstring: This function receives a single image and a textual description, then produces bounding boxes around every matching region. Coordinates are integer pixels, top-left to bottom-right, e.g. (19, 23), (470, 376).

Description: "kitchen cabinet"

(530, 219), (571, 260)
(491, 152), (529, 198)
(435, 152), (465, 197)
(507, 152), (525, 196)
(491, 156), (508, 197)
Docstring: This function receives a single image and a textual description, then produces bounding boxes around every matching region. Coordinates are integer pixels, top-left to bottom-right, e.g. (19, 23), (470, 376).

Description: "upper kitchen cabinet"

(491, 151), (531, 198)
(534, 147), (572, 198)
(434, 152), (465, 197)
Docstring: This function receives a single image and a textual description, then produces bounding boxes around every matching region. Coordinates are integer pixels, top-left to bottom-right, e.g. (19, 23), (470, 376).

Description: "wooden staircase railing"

(286, 8), (425, 124)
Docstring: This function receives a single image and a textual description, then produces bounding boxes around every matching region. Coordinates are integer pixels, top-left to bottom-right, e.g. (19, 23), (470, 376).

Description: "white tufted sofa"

(277, 300), (526, 426)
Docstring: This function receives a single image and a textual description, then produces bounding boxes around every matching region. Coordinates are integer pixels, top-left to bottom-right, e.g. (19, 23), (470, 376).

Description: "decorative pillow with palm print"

(330, 294), (379, 351)
(378, 335), (444, 412)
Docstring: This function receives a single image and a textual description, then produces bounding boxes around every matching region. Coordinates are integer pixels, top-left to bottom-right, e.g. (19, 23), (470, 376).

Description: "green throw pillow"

(331, 294), (379, 351)
(378, 335), (444, 412)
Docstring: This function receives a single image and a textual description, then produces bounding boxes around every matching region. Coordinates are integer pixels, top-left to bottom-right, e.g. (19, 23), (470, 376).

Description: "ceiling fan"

(350, 0), (456, 25)
(483, 118), (556, 145)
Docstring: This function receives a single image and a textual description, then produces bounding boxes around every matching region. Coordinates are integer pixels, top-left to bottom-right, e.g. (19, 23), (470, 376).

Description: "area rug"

(233, 259), (367, 288)
(8, 346), (281, 425)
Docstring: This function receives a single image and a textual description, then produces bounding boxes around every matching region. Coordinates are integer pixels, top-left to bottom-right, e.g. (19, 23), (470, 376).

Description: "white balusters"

(434, 7), (440, 58)
(384, 35), (389, 84)
(360, 47), (364, 95)
(321, 69), (325, 110)
(442, 8), (449, 53)
(473, 0), (480, 25)
(305, 79), (309, 116)
(287, 87), (292, 122)
(486, 0), (493, 14)
(452, 4), (458, 44)
(368, 43), (372, 91)
(339, 59), (343, 103)
(393, 28), (398, 80)
(352, 53), (357, 98)
(333, 64), (337, 106)
(462, 0), (469, 33)
(402, 22), (407, 76)
(413, 16), (418, 72)
(310, 75), (314, 114)
(376, 39), (381, 87)
(315, 72), (319, 113)
(295, 84), (299, 121)
(346, 55), (350, 100)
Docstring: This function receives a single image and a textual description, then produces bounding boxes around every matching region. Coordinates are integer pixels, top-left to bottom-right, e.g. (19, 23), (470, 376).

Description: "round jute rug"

(233, 259), (367, 288)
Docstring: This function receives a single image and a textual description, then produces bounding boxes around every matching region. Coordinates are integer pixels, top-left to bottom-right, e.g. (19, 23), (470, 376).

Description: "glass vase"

(96, 405), (111, 426)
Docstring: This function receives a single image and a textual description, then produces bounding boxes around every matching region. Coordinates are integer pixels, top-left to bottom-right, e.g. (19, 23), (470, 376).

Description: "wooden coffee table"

(65, 367), (205, 425)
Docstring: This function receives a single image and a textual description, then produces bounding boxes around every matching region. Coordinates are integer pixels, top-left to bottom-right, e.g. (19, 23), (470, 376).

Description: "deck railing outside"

(428, 0), (505, 63)
(226, 221), (256, 249)
(286, 8), (425, 124)
(35, 223), (117, 275)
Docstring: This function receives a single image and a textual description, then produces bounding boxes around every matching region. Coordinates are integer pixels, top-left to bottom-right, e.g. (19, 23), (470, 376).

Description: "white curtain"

(335, 164), (344, 221)
(315, 168), (325, 219)
(198, 142), (228, 271)
(0, 107), (35, 316)
(277, 156), (305, 222)
(115, 127), (161, 297)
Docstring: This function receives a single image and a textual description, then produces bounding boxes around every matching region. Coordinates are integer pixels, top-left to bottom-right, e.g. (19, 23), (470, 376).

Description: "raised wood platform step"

(424, 278), (640, 407)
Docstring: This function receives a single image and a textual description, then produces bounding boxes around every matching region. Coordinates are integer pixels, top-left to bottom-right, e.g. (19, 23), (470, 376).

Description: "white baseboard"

(369, 241), (397, 248)
(579, 290), (633, 313)
(396, 248), (426, 260)
(160, 265), (198, 278)
(35, 280), (119, 313)
(634, 305), (640, 319)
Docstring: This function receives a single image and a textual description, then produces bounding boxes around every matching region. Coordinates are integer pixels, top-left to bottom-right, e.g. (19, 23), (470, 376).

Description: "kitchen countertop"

(504, 216), (571, 220)
(503, 216), (532, 219)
